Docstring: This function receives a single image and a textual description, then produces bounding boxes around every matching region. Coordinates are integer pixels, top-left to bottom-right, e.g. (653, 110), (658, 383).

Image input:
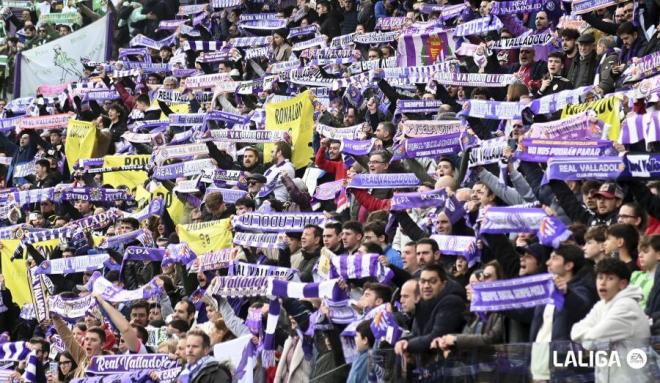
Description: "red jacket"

(352, 189), (391, 212)
(315, 146), (348, 180)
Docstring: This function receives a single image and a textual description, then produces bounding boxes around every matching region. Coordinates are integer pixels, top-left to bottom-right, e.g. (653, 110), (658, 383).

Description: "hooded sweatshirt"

(571, 285), (652, 383)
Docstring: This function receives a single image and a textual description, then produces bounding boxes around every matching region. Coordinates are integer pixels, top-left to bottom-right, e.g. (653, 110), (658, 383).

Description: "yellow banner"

(151, 99), (189, 120)
(560, 95), (622, 140)
(149, 183), (186, 225)
(102, 155), (150, 194)
(29, 238), (60, 260)
(64, 120), (97, 172)
(264, 91), (314, 169)
(0, 239), (31, 306)
(176, 219), (233, 255)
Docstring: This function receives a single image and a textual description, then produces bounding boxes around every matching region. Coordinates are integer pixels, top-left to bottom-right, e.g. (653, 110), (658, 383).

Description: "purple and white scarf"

(231, 261), (299, 281)
(621, 51), (660, 84)
(542, 156), (624, 184)
(391, 189), (447, 210)
(28, 268), (49, 322)
(200, 169), (244, 185)
(34, 254), (110, 275)
(433, 72), (514, 88)
(394, 99), (443, 118)
(232, 232), (286, 249)
(619, 110), (660, 145)
(340, 138), (375, 156)
(48, 294), (95, 320)
(527, 111), (599, 140)
(430, 234), (479, 267)
(353, 31), (400, 45)
(189, 249), (235, 273)
(349, 173), (420, 189)
(328, 253), (394, 283)
(394, 132), (462, 160)
(316, 123), (364, 140)
(370, 311), (404, 345)
(375, 17), (408, 31)
(468, 137), (509, 168)
(537, 216), (573, 249)
(239, 19), (287, 31)
(470, 273), (565, 313)
(184, 73), (232, 89)
(571, 0), (618, 15)
(491, 0), (544, 15)
(85, 271), (162, 302)
(454, 16), (504, 37)
(177, 3), (207, 16)
(153, 159), (216, 180)
(490, 33), (553, 49)
(288, 25), (319, 39)
(87, 354), (179, 375)
(517, 138), (614, 162)
(399, 120), (463, 138)
(479, 207), (547, 234)
(204, 129), (287, 143)
(460, 99), (529, 120)
(232, 212), (327, 232)
(228, 36), (272, 48)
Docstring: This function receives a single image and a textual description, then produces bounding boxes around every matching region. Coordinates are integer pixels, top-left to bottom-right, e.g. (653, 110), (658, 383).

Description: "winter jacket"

(274, 336), (313, 383)
(406, 283), (466, 357)
(315, 146), (348, 180)
(571, 285), (653, 383)
(567, 51), (598, 88)
(189, 360), (232, 383)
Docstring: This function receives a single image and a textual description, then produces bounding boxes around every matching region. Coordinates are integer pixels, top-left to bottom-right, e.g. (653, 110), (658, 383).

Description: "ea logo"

(626, 348), (647, 369)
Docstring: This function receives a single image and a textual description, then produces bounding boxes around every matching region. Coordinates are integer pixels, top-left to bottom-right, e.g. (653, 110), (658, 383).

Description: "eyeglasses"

(59, 360), (72, 365)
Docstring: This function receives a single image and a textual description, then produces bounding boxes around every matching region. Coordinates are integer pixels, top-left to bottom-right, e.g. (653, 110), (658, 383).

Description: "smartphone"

(49, 361), (58, 376)
(507, 138), (518, 150)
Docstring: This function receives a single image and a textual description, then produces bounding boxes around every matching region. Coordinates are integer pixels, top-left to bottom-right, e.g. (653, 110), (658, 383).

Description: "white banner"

(16, 15), (110, 97)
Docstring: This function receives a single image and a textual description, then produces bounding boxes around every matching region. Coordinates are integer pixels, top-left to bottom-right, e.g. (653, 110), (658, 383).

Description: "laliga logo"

(553, 348), (647, 369)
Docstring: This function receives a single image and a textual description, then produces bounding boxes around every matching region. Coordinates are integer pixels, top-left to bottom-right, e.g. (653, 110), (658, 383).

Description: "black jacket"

(567, 51), (598, 88)
(406, 282), (466, 355)
(299, 248), (321, 282)
(189, 360), (232, 383)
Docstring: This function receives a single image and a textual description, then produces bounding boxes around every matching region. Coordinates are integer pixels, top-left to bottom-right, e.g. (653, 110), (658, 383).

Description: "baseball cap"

(517, 243), (552, 265)
(594, 183), (624, 199)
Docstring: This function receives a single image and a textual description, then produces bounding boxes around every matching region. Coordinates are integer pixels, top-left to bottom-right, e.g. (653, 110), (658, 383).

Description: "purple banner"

(471, 273), (564, 312)
(232, 212), (327, 232)
(349, 173), (420, 189)
(517, 138), (614, 162)
(480, 207), (547, 234)
(395, 133), (462, 160)
(340, 138), (375, 156)
(390, 189), (447, 210)
(87, 354), (179, 375)
(542, 156), (624, 184)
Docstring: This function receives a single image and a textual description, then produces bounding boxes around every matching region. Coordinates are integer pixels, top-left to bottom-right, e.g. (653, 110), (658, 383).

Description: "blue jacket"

(346, 349), (368, 383)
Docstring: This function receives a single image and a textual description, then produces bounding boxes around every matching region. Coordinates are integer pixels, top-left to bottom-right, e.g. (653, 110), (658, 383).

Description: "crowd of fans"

(0, 0), (659, 382)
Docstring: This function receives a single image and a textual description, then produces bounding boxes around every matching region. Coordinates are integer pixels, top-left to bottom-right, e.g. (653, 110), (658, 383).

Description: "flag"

(264, 90), (314, 169)
(14, 15), (112, 97)
(65, 120), (97, 172)
(397, 28), (450, 67)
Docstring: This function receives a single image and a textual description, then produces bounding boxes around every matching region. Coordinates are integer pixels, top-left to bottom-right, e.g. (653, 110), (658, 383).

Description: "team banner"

(329, 253), (394, 283)
(153, 159), (216, 180)
(27, 268), (49, 322)
(471, 273), (564, 312)
(205, 129), (288, 143)
(529, 86), (593, 114)
(232, 212), (327, 232)
(264, 90), (314, 169)
(340, 138), (375, 156)
(621, 51), (660, 84)
(48, 294), (95, 320)
(517, 138), (614, 162)
(231, 262), (298, 281)
(491, 33), (553, 49)
(622, 153), (660, 179)
(64, 119), (96, 172)
(479, 207), (547, 234)
(399, 120), (462, 138)
(572, 0), (618, 15)
(394, 133), (462, 159)
(460, 100), (529, 120)
(316, 123), (364, 140)
(85, 271), (162, 302)
(349, 173), (420, 189)
(396, 27), (450, 67)
(560, 95), (621, 140)
(430, 234), (479, 266)
(34, 253), (110, 275)
(87, 354), (179, 375)
(206, 276), (346, 300)
(619, 109), (659, 145)
(468, 137), (508, 168)
(17, 113), (72, 130)
(176, 219), (233, 255)
(526, 111), (599, 140)
(15, 15), (111, 97)
(232, 232), (286, 249)
(491, 0), (544, 15)
(542, 156), (624, 184)
(454, 16), (504, 37)
(433, 72), (515, 88)
(101, 155), (149, 192)
(390, 189), (447, 210)
(189, 249), (236, 273)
